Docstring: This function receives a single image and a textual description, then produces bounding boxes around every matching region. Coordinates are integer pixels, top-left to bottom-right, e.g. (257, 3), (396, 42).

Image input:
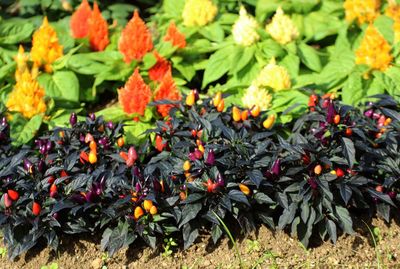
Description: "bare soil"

(2, 214), (400, 269)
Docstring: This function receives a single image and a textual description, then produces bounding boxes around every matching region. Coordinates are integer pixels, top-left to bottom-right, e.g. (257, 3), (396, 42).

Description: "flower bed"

(0, 92), (399, 259)
(0, 0), (400, 263)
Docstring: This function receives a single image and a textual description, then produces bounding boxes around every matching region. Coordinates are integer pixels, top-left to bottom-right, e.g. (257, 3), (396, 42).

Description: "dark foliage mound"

(0, 94), (399, 259)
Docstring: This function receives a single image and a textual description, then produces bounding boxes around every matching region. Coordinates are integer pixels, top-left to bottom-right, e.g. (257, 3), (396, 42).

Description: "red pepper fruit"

(50, 184), (57, 193)
(7, 190), (19, 201)
(155, 135), (167, 152)
(32, 201), (41, 216)
(345, 128), (352, 137)
(336, 168), (344, 177)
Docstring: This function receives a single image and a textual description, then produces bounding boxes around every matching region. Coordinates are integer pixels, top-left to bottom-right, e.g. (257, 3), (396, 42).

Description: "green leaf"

(202, 45), (235, 88)
(366, 72), (385, 96)
(96, 105), (130, 122)
(291, 0), (319, 13)
(233, 46), (256, 73)
(12, 114), (43, 146)
(142, 52), (157, 70)
(162, 0), (185, 17)
(297, 42), (322, 72)
(341, 71), (363, 105)
(38, 71), (80, 102)
(199, 23), (225, 43)
(374, 15), (394, 45)
(124, 121), (154, 144)
(260, 39), (285, 59)
(280, 53), (300, 78)
(0, 20), (34, 44)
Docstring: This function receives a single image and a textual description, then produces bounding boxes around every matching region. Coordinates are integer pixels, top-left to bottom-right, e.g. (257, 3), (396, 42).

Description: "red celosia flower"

(70, 0), (92, 38)
(154, 71), (181, 117)
(119, 10), (153, 63)
(163, 21), (186, 49)
(88, 2), (109, 51)
(149, 51), (171, 82)
(118, 68), (152, 117)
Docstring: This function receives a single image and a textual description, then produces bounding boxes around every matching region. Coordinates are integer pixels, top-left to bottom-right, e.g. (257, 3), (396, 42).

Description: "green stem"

(212, 211), (243, 268)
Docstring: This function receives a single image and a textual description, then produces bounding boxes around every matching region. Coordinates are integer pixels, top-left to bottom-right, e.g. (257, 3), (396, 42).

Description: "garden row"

(0, 92), (399, 259)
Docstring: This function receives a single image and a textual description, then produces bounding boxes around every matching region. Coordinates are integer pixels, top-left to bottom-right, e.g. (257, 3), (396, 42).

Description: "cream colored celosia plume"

(242, 84), (272, 111)
(266, 7), (299, 45)
(254, 58), (291, 91)
(232, 6), (260, 46)
(182, 0), (218, 27)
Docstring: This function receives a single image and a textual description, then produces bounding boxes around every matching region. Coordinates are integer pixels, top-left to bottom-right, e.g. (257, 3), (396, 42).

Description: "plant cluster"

(0, 92), (399, 259)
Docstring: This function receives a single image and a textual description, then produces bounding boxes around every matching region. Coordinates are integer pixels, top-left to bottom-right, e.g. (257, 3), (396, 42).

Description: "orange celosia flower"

(119, 10), (153, 63)
(385, 0), (400, 43)
(118, 68), (152, 116)
(163, 21), (186, 49)
(31, 17), (63, 73)
(149, 51), (171, 82)
(343, 0), (380, 25)
(355, 24), (393, 71)
(88, 2), (109, 51)
(154, 71), (181, 117)
(14, 45), (29, 82)
(70, 0), (92, 38)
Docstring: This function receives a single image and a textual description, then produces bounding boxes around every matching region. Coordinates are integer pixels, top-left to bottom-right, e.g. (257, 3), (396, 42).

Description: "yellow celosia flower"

(14, 45), (29, 82)
(355, 24), (393, 71)
(385, 0), (400, 43)
(6, 70), (46, 119)
(265, 7), (299, 45)
(232, 6), (260, 46)
(242, 84), (272, 111)
(31, 17), (63, 73)
(344, 0), (380, 25)
(182, 0), (218, 27)
(254, 58), (291, 91)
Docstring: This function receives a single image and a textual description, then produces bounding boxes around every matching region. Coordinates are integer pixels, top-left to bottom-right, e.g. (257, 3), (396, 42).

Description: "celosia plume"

(254, 58), (291, 91)
(88, 2), (109, 51)
(265, 7), (299, 45)
(385, 0), (400, 43)
(232, 7), (259, 46)
(163, 21), (186, 49)
(118, 68), (152, 117)
(242, 84), (272, 111)
(344, 0), (380, 25)
(182, 0), (218, 27)
(70, 0), (92, 38)
(355, 24), (393, 71)
(31, 17), (63, 73)
(154, 71), (181, 117)
(7, 59), (46, 119)
(119, 10), (153, 63)
(149, 51), (171, 82)
(14, 45), (29, 82)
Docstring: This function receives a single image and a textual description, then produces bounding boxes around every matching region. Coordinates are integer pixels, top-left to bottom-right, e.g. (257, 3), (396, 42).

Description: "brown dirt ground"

(1, 214), (400, 269)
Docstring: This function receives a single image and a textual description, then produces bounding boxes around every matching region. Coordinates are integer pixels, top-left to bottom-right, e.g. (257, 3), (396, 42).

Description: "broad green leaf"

(374, 15), (394, 45)
(12, 114), (43, 146)
(0, 20), (34, 44)
(162, 0), (185, 17)
(202, 45), (235, 88)
(366, 72), (385, 96)
(233, 46), (256, 73)
(260, 39), (285, 59)
(280, 53), (300, 78)
(341, 71), (363, 105)
(96, 105), (130, 122)
(297, 42), (322, 72)
(291, 0), (319, 13)
(124, 121), (154, 144)
(38, 71), (80, 102)
(199, 23), (225, 43)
